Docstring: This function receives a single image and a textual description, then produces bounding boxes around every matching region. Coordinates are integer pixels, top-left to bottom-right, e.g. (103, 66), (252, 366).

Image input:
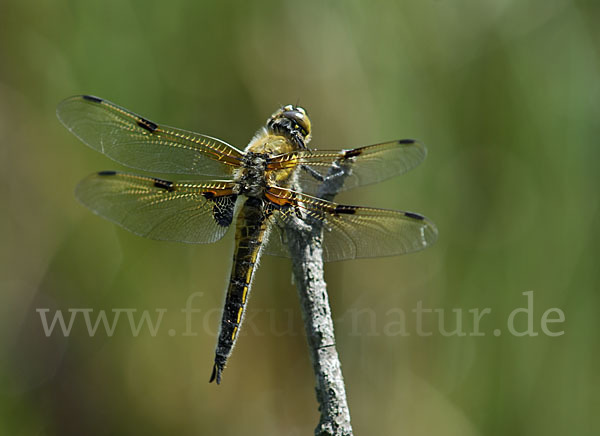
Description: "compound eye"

(282, 110), (311, 136)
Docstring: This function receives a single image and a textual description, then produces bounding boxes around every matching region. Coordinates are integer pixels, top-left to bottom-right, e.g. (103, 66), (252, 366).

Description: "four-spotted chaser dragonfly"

(57, 95), (437, 384)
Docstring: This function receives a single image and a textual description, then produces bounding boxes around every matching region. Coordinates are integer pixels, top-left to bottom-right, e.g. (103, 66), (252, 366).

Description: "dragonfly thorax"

(236, 152), (269, 197)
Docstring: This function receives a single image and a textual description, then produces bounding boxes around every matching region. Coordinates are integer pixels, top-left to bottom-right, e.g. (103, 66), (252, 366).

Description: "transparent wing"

(263, 187), (437, 262)
(267, 140), (426, 196)
(76, 171), (238, 243)
(57, 95), (244, 176)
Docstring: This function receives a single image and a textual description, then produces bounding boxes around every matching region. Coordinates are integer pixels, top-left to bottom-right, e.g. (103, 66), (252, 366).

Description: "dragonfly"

(57, 95), (438, 384)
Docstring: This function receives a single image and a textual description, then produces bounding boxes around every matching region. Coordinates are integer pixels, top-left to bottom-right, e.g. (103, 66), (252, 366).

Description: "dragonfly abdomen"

(210, 197), (270, 384)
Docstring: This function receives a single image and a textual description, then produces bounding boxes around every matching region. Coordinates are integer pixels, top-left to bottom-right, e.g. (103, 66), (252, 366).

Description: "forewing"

(76, 171), (238, 243)
(57, 95), (244, 176)
(267, 140), (426, 196)
(264, 187), (437, 262)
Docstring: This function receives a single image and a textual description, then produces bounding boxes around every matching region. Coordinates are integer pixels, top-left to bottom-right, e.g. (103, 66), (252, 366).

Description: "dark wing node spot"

(210, 194), (237, 227)
(334, 205), (358, 215)
(82, 95), (103, 103)
(153, 178), (175, 191)
(398, 139), (415, 145)
(97, 170), (117, 176)
(137, 118), (158, 133)
(343, 148), (362, 159)
(404, 211), (424, 221)
(202, 191), (216, 200)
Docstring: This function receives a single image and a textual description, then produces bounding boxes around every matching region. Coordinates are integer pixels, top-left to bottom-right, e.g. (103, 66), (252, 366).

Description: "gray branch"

(286, 161), (354, 436)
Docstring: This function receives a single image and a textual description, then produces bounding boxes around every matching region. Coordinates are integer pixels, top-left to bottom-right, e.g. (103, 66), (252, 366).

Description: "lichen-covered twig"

(287, 161), (353, 436)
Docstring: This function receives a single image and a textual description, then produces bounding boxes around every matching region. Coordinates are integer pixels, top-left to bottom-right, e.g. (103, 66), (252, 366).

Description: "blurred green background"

(1, 0), (598, 435)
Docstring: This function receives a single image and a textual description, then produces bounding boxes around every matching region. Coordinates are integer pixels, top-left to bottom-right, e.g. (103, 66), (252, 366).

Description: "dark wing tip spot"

(97, 170), (117, 176)
(334, 205), (358, 215)
(398, 139), (415, 145)
(153, 178), (175, 191)
(137, 118), (158, 133)
(82, 95), (103, 103)
(405, 211), (425, 221)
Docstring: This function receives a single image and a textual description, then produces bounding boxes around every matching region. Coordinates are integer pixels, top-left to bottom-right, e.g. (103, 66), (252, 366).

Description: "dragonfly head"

(267, 104), (312, 149)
